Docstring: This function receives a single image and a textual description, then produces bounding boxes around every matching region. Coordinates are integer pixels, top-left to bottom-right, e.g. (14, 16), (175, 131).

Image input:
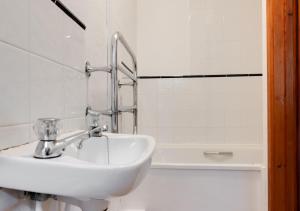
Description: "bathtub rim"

(151, 162), (264, 171)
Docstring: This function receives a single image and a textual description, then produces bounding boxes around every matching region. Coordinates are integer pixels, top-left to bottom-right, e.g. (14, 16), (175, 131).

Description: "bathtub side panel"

(111, 169), (263, 211)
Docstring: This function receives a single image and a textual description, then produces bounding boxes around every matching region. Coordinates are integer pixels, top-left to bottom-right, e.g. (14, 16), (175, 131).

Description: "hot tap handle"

(34, 118), (61, 141)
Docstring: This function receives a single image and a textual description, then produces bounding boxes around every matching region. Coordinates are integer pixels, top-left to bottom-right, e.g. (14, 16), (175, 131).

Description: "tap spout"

(33, 118), (103, 159)
(49, 127), (101, 156)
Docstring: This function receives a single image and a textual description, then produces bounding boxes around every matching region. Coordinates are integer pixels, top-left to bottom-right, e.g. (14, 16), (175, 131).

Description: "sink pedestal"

(58, 196), (109, 211)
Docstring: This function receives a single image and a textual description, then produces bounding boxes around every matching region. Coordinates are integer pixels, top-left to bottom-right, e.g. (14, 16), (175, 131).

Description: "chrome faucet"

(33, 118), (107, 159)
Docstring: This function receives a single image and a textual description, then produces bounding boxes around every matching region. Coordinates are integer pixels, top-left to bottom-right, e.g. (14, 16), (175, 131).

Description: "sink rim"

(0, 133), (156, 169)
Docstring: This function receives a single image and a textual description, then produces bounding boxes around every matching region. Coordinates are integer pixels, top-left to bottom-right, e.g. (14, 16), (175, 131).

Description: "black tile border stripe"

(51, 0), (86, 30)
(138, 73), (263, 79)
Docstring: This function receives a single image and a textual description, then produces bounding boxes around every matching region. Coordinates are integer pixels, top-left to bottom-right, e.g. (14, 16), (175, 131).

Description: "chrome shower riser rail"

(111, 32), (137, 134)
(85, 32), (138, 134)
(86, 106), (137, 116)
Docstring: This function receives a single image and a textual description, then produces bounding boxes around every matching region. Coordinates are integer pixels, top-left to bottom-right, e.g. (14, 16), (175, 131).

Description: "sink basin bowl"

(0, 133), (155, 199)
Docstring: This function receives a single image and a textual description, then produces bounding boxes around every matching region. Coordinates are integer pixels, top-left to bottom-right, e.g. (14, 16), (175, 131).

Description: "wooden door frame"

(296, 0), (300, 211)
(298, 1), (300, 210)
(267, 0), (298, 211)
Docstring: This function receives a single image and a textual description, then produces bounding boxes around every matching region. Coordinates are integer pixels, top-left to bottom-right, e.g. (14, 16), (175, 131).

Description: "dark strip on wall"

(51, 0), (86, 30)
(138, 73), (263, 79)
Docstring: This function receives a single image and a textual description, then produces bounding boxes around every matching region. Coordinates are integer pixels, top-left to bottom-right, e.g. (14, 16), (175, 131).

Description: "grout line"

(0, 39), (85, 74)
(0, 117), (85, 129)
(0, 123), (32, 128)
(0, 142), (32, 152)
(29, 52), (85, 75)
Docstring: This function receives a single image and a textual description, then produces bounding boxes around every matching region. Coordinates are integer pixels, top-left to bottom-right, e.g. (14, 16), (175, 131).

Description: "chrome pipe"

(133, 79), (138, 134)
(118, 81), (134, 87)
(86, 106), (112, 116)
(85, 61), (111, 77)
(111, 34), (119, 133)
(112, 32), (137, 68)
(117, 64), (136, 81)
(111, 32), (138, 134)
(121, 61), (134, 74)
(118, 105), (137, 113)
(84, 32), (138, 134)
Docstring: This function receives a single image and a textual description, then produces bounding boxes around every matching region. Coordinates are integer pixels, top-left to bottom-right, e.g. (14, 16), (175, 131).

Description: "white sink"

(0, 133), (155, 199)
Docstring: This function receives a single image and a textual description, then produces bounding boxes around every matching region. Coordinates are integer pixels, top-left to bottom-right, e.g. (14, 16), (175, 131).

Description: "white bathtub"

(152, 144), (263, 170)
(109, 144), (265, 211)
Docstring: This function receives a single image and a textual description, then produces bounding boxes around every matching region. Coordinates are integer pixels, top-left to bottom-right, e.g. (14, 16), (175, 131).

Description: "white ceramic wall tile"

(85, 0), (108, 67)
(0, 42), (30, 126)
(60, 0), (88, 23)
(172, 127), (207, 144)
(137, 0), (190, 76)
(30, 0), (85, 71)
(64, 68), (87, 119)
(63, 117), (87, 133)
(225, 126), (262, 145)
(0, 0), (89, 152)
(119, 113), (134, 134)
(119, 79), (134, 107)
(189, 0), (262, 74)
(157, 127), (174, 144)
(137, 0), (262, 76)
(88, 73), (109, 110)
(204, 127), (227, 144)
(138, 127), (158, 139)
(110, 0), (137, 52)
(138, 77), (263, 145)
(0, 0), (29, 49)
(85, 0), (109, 112)
(138, 79), (159, 128)
(0, 124), (30, 150)
(29, 0), (65, 65)
(62, 16), (85, 72)
(29, 54), (65, 122)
